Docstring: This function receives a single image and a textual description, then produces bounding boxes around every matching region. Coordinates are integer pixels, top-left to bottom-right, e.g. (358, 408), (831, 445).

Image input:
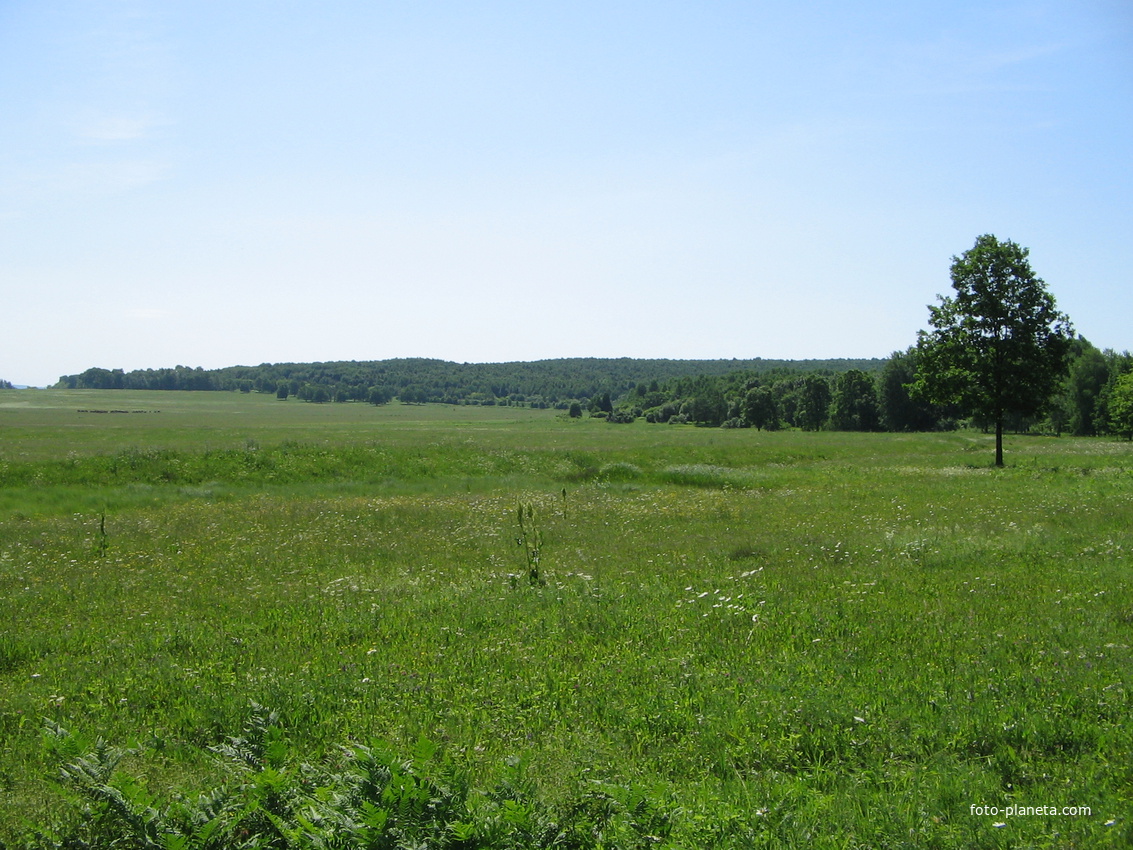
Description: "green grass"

(1, 391), (1131, 847)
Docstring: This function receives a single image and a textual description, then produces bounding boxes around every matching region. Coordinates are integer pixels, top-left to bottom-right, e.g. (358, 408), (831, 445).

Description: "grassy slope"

(1, 390), (1131, 846)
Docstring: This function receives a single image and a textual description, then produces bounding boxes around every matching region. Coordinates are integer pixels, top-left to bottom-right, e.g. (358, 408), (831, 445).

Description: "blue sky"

(2, 1), (1130, 387)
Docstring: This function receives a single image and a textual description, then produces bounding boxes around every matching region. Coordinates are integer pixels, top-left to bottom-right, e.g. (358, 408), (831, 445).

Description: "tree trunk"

(995, 416), (1004, 467)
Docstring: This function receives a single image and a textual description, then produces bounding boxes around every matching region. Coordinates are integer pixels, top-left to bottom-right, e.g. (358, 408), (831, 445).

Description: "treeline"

(612, 338), (1131, 436)
(55, 356), (881, 409)
(52, 342), (1132, 436)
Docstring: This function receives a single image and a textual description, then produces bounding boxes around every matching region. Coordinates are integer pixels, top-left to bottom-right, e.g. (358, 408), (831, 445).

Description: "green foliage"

(1049, 338), (1106, 436)
(878, 348), (942, 432)
(658, 464), (756, 488)
(589, 391), (613, 414)
(1094, 350), (1133, 436)
(793, 375), (832, 431)
(515, 501), (545, 586)
(598, 462), (643, 482)
(740, 385), (778, 431)
(29, 709), (682, 849)
(828, 369), (880, 432)
(56, 357), (884, 412)
(94, 513), (108, 559)
(685, 385), (728, 427)
(605, 409), (638, 424)
(915, 234), (1074, 464)
(68, 345), (1133, 438)
(1108, 371), (1133, 439)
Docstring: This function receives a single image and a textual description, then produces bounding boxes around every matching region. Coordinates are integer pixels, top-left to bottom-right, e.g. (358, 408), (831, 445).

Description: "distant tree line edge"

(48, 343), (1133, 439)
(47, 235), (1133, 442)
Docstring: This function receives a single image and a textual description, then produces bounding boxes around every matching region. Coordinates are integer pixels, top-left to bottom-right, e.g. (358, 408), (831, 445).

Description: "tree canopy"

(914, 235), (1073, 465)
(1109, 372), (1133, 440)
(56, 356), (881, 408)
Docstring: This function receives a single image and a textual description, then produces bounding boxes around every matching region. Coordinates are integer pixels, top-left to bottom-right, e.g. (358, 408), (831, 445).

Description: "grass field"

(1, 390), (1131, 847)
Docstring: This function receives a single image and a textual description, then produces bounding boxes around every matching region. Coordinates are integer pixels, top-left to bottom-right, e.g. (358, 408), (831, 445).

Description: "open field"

(1, 391), (1131, 847)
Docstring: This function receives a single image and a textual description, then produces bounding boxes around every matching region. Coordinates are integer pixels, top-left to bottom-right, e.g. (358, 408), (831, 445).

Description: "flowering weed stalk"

(515, 501), (544, 586)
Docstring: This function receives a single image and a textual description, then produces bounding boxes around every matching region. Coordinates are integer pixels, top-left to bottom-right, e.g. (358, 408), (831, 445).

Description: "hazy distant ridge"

(56, 356), (884, 404)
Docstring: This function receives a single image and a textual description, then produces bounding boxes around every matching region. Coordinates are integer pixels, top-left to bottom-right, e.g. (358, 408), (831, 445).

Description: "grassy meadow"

(1, 390), (1131, 847)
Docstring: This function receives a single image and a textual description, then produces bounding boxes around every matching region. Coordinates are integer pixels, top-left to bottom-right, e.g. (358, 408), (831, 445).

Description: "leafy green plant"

(515, 501), (544, 586)
(39, 722), (171, 848)
(26, 710), (684, 849)
(95, 512), (108, 559)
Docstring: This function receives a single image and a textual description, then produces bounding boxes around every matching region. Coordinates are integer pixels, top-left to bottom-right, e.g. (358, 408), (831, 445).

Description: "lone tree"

(914, 234), (1073, 466)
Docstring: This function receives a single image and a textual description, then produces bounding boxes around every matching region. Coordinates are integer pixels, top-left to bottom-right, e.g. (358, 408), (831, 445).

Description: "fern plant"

(28, 709), (678, 849)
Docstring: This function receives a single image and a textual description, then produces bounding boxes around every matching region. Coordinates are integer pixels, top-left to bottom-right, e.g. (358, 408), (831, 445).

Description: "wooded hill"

(56, 357), (882, 407)
(50, 342), (1132, 437)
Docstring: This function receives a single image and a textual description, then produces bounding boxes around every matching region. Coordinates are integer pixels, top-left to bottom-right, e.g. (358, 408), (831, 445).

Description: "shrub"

(606, 409), (637, 424)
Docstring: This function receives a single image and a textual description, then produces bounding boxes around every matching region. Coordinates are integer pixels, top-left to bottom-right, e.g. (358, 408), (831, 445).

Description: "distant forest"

(53, 341), (1133, 436)
(55, 357), (881, 408)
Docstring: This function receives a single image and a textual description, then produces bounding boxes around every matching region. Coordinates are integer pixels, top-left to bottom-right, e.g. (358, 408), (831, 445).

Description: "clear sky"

(2, 1), (1131, 387)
